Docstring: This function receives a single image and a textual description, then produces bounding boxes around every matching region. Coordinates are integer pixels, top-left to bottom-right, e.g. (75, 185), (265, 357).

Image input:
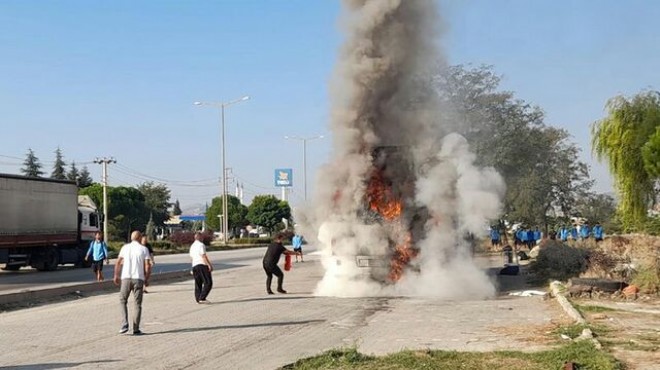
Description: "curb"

(550, 280), (602, 349)
(0, 269), (192, 306)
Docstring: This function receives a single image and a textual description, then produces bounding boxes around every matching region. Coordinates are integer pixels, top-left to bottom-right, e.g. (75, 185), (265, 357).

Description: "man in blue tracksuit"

(580, 223), (591, 240)
(533, 227), (542, 244)
(593, 222), (604, 242)
(490, 227), (501, 248)
(526, 228), (535, 249)
(558, 226), (567, 241)
(86, 231), (109, 282)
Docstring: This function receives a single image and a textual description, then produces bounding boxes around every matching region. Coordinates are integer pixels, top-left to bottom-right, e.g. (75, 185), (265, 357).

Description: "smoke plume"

(297, 0), (505, 298)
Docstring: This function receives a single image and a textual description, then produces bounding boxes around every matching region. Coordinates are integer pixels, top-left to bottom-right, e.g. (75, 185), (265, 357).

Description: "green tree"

(79, 184), (149, 241)
(79, 183), (104, 211)
(67, 161), (79, 184)
(642, 126), (660, 178)
(50, 147), (67, 180)
(433, 65), (593, 228)
(172, 199), (183, 215)
(137, 182), (171, 226)
(574, 193), (619, 232)
(206, 195), (248, 235)
(21, 148), (44, 177)
(109, 186), (149, 241)
(592, 91), (660, 230)
(78, 166), (94, 188)
(246, 195), (291, 232)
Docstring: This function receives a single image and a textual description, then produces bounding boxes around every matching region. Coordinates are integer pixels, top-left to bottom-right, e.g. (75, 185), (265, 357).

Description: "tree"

(642, 126), (660, 179)
(432, 65), (593, 228)
(246, 195), (291, 232)
(574, 193), (618, 232)
(79, 183), (104, 211)
(172, 199), (183, 216)
(206, 195), (248, 235)
(67, 161), (80, 184)
(592, 91), (660, 230)
(51, 147), (67, 180)
(137, 182), (171, 226)
(79, 184), (150, 241)
(21, 148), (44, 177)
(78, 166), (94, 188)
(108, 186), (149, 241)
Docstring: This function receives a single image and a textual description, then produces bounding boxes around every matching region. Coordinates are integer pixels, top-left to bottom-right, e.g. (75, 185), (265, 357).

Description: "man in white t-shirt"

(189, 232), (213, 303)
(113, 230), (152, 335)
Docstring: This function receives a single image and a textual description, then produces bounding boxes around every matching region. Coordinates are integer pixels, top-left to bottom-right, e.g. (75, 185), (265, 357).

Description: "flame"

(389, 233), (416, 282)
(366, 168), (417, 282)
(366, 170), (402, 221)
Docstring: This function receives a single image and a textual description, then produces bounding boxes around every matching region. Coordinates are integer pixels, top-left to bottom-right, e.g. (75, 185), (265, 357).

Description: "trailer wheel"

(36, 248), (60, 271)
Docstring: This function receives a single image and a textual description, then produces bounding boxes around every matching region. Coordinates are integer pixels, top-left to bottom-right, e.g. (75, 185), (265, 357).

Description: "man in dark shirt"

(263, 233), (297, 294)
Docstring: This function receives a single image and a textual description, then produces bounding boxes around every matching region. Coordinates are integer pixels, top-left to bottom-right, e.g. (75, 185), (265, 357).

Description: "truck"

(0, 173), (101, 271)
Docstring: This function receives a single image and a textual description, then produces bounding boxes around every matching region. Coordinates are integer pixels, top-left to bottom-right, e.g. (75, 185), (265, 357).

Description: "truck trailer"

(0, 173), (101, 271)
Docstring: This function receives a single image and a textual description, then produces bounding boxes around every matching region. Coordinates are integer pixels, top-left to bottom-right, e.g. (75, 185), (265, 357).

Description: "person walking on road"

(263, 233), (297, 294)
(85, 231), (109, 282)
(190, 232), (213, 304)
(292, 234), (304, 262)
(141, 236), (154, 293)
(113, 231), (152, 335)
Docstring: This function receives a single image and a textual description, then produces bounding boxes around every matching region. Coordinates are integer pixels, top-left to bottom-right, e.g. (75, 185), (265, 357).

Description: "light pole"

(194, 96), (249, 244)
(284, 135), (324, 201)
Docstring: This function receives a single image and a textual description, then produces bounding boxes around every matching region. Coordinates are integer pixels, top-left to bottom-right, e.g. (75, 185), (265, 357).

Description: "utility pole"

(194, 96), (249, 244)
(284, 135), (324, 201)
(94, 157), (116, 243)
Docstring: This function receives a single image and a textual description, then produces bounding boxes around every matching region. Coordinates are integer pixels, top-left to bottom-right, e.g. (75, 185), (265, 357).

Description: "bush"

(169, 230), (213, 246)
(150, 240), (174, 250)
(232, 237), (272, 245)
(530, 241), (590, 282)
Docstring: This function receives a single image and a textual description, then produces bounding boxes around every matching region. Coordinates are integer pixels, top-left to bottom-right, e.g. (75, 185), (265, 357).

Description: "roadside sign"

(274, 168), (293, 187)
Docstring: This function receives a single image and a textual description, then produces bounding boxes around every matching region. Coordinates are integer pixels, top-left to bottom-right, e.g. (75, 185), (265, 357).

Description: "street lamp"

(194, 96), (249, 244)
(284, 135), (324, 201)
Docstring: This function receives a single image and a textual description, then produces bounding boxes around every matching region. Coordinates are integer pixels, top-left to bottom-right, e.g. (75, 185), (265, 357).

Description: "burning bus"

(318, 145), (429, 284)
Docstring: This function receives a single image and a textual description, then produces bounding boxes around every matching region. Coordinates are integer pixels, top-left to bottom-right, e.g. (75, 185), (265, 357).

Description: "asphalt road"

(0, 252), (568, 370)
(0, 245), (317, 295)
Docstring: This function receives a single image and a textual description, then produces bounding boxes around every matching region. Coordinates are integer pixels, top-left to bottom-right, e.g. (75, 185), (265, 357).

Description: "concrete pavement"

(0, 253), (569, 370)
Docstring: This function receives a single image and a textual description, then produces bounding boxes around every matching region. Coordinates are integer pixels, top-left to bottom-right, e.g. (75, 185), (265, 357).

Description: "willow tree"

(592, 91), (660, 230)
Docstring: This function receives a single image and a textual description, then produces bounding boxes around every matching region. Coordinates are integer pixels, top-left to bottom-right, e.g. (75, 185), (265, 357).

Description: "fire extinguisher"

(284, 254), (292, 271)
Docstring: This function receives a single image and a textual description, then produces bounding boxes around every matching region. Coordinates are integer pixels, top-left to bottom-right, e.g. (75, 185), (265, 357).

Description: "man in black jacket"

(262, 233), (297, 294)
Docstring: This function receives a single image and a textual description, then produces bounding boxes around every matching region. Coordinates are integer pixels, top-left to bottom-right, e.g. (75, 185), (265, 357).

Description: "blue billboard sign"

(274, 168), (293, 187)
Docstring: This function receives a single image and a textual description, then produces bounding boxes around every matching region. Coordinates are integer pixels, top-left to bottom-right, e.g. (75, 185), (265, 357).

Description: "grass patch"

(282, 341), (622, 370)
(574, 304), (619, 314)
(553, 323), (592, 339)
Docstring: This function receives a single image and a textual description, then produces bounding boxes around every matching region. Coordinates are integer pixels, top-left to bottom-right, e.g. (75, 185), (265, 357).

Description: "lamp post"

(284, 135), (324, 201)
(194, 96), (249, 244)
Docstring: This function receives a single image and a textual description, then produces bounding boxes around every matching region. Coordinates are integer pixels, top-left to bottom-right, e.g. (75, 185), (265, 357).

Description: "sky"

(1, 0), (659, 212)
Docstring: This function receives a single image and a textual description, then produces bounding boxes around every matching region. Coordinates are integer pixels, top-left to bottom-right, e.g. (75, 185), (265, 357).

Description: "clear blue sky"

(2, 0), (658, 211)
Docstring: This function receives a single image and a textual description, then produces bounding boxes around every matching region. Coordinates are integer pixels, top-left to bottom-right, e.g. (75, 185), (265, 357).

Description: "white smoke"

(297, 0), (505, 299)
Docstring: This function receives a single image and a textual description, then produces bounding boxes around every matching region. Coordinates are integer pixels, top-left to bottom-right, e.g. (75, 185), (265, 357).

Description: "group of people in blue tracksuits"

(514, 227), (543, 249)
(556, 222), (604, 242)
(489, 221), (606, 251)
(489, 226), (542, 249)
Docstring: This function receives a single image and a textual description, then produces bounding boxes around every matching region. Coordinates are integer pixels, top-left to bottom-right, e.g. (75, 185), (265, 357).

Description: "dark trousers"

(263, 263), (283, 292)
(193, 264), (213, 302)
